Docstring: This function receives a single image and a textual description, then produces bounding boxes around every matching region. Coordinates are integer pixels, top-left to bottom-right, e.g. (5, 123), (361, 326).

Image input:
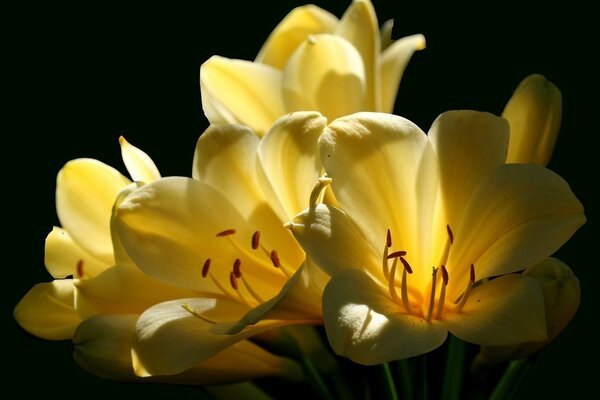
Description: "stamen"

(251, 231), (260, 250)
(229, 271), (239, 290)
(400, 262), (412, 313)
(446, 224), (454, 244)
(426, 267), (438, 321)
(201, 259), (211, 278)
(399, 257), (413, 274)
(456, 264), (475, 311)
(216, 229), (236, 237)
(438, 224), (453, 272)
(388, 257), (401, 304)
(386, 228), (392, 248)
(233, 259), (242, 278)
(309, 174), (333, 207)
(270, 250), (280, 268)
(76, 260), (84, 278)
(240, 276), (265, 304)
(387, 251), (407, 259)
(181, 304), (218, 325)
(382, 244), (390, 280)
(435, 265), (449, 319)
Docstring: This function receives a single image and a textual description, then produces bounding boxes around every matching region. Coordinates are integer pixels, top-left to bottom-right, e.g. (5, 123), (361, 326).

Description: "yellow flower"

(15, 138), (299, 384)
(201, 0), (425, 135)
(114, 112), (329, 377)
(288, 111), (585, 365)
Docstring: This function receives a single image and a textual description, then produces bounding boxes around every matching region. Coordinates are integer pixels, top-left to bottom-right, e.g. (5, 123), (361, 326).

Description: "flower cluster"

(15, 0), (583, 398)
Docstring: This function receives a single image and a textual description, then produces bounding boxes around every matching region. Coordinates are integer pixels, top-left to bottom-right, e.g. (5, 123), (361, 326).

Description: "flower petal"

(448, 164), (585, 293)
(255, 5), (338, 69)
(200, 56), (286, 136)
(380, 34), (426, 113)
(75, 314), (302, 384)
(282, 34), (365, 122)
(446, 274), (546, 346)
(323, 269), (447, 365)
(56, 159), (130, 264)
(335, 0), (380, 110)
(132, 298), (298, 376)
(119, 136), (161, 183)
(380, 19), (394, 51)
(258, 111), (327, 219)
(502, 74), (562, 165)
(320, 112), (434, 276)
(45, 226), (108, 278)
(14, 280), (80, 340)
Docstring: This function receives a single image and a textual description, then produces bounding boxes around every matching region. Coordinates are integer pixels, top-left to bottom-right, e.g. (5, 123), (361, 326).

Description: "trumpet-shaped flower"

(201, 0), (425, 135)
(114, 112), (329, 377)
(288, 111), (585, 365)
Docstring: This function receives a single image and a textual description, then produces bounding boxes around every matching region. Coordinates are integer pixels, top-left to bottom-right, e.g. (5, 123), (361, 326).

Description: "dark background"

(6, 1), (597, 398)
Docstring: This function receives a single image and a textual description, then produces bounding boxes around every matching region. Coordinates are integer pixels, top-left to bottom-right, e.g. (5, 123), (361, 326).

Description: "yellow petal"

(258, 111), (327, 219)
(323, 269), (447, 365)
(200, 56), (286, 136)
(132, 298), (298, 376)
(448, 164), (585, 296)
(380, 19), (394, 51)
(380, 34), (426, 113)
(429, 110), (509, 231)
(289, 204), (381, 278)
(446, 274), (546, 346)
(14, 280), (80, 340)
(335, 0), (380, 110)
(282, 34), (365, 122)
(45, 226), (108, 278)
(56, 159), (130, 265)
(75, 314), (302, 384)
(320, 112), (435, 277)
(255, 5), (338, 69)
(119, 136), (161, 183)
(503, 74), (562, 165)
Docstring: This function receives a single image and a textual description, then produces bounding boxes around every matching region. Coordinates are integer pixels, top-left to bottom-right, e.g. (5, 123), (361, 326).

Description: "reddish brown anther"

(270, 250), (281, 268)
(251, 231), (260, 250)
(202, 259), (211, 278)
(441, 265), (449, 285)
(470, 264), (475, 283)
(233, 259), (242, 278)
(446, 224), (454, 244)
(386, 229), (392, 248)
(387, 250), (407, 259)
(76, 260), (84, 277)
(399, 257), (413, 274)
(229, 271), (238, 290)
(216, 229), (236, 237)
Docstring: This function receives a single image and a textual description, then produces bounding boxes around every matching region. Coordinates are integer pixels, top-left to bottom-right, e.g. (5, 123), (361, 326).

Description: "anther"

(386, 229), (392, 248)
(251, 231), (260, 250)
(270, 250), (281, 268)
(446, 224), (454, 244)
(233, 259), (242, 278)
(201, 259), (211, 278)
(456, 264), (475, 311)
(216, 229), (236, 237)
(387, 250), (407, 259)
(441, 265), (449, 285)
(435, 265), (449, 319)
(399, 257), (413, 274)
(76, 260), (84, 278)
(229, 271), (239, 290)
(470, 264), (475, 283)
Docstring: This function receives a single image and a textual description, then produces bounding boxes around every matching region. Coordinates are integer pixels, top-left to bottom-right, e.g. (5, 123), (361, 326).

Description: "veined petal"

(448, 164), (585, 295)
(502, 74), (562, 165)
(336, 0), (380, 110)
(45, 227), (108, 278)
(320, 112), (434, 275)
(115, 177), (284, 295)
(380, 34), (426, 113)
(14, 280), (80, 340)
(323, 269), (447, 365)
(75, 314), (302, 384)
(429, 110), (509, 232)
(255, 5), (338, 69)
(446, 274), (546, 346)
(56, 159), (130, 265)
(200, 56), (286, 136)
(257, 111), (326, 220)
(282, 34), (365, 122)
(133, 298), (300, 376)
(119, 136), (161, 183)
(289, 204), (381, 278)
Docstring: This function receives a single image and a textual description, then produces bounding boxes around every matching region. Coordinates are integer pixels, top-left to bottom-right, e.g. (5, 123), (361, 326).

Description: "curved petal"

(323, 269), (447, 365)
(74, 314), (302, 384)
(288, 204), (381, 278)
(132, 298), (301, 376)
(255, 5), (338, 69)
(335, 0), (380, 110)
(282, 34), (365, 122)
(115, 177), (284, 295)
(429, 110), (509, 231)
(445, 274), (546, 346)
(380, 34), (426, 113)
(14, 280), (80, 340)
(200, 56), (286, 136)
(448, 164), (585, 295)
(258, 111), (327, 219)
(320, 112), (435, 278)
(502, 74), (562, 165)
(380, 19), (394, 51)
(56, 159), (130, 264)
(119, 136), (161, 183)
(45, 226), (108, 278)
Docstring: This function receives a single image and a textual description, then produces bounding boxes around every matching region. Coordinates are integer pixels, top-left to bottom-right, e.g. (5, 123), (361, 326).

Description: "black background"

(6, 1), (597, 398)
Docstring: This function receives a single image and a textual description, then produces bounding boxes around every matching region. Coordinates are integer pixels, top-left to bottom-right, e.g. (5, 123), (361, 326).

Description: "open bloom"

(289, 111), (585, 365)
(114, 112), (329, 377)
(201, 0), (425, 135)
(15, 138), (298, 384)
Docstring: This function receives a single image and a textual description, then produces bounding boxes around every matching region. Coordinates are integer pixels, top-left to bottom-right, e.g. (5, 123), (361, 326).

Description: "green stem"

(301, 353), (336, 400)
(205, 382), (273, 400)
(379, 363), (399, 400)
(395, 358), (415, 399)
(420, 354), (429, 400)
(441, 335), (467, 400)
(488, 358), (536, 400)
(331, 368), (354, 400)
